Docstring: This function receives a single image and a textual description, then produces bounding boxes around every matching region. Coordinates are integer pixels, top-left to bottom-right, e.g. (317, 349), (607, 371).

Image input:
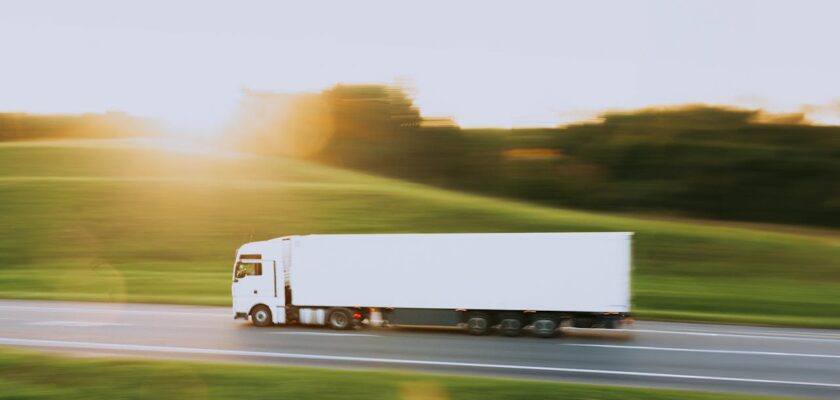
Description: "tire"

(466, 312), (491, 336)
(498, 314), (524, 337)
(601, 318), (620, 329)
(251, 305), (272, 327)
(327, 308), (352, 330)
(532, 316), (558, 338)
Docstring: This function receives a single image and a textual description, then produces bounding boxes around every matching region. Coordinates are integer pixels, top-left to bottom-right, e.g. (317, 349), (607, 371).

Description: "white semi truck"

(231, 232), (632, 337)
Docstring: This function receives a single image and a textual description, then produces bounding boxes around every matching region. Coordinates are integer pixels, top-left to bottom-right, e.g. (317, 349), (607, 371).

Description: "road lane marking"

(266, 332), (381, 337)
(0, 305), (226, 318)
(702, 330), (840, 339)
(623, 328), (840, 343)
(562, 343), (840, 359)
(0, 337), (838, 390)
(26, 321), (130, 328)
(632, 326), (840, 340)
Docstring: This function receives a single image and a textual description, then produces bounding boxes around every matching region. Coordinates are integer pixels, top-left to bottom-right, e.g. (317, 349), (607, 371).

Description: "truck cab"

(231, 238), (289, 326)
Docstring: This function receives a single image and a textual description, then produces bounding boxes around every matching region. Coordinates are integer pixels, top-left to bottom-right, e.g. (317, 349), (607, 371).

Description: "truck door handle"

(254, 290), (258, 294)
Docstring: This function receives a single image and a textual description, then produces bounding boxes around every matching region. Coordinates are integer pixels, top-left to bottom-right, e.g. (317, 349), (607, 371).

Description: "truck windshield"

(234, 262), (262, 279)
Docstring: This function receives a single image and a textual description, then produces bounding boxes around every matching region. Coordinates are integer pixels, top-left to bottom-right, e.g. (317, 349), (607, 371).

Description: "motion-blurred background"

(0, 1), (839, 398)
(1, 0), (839, 326)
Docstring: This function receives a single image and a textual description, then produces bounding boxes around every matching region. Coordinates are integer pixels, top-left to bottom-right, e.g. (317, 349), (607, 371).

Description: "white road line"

(266, 332), (381, 337)
(750, 332), (840, 340)
(708, 330), (840, 339)
(26, 321), (130, 328)
(624, 328), (840, 343)
(633, 326), (840, 340)
(562, 343), (840, 359)
(0, 305), (226, 318)
(0, 337), (838, 390)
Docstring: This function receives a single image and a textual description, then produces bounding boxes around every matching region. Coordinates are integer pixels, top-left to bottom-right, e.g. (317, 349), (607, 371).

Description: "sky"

(2, 0), (840, 132)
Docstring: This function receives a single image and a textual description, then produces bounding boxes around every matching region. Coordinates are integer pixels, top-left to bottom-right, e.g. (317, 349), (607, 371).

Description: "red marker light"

(353, 313), (362, 319)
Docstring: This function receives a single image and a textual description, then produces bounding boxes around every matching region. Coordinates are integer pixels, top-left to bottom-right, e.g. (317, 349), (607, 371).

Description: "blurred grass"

(0, 139), (838, 326)
(0, 347), (780, 400)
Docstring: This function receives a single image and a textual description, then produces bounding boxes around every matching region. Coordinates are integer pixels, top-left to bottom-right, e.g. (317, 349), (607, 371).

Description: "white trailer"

(231, 232), (632, 337)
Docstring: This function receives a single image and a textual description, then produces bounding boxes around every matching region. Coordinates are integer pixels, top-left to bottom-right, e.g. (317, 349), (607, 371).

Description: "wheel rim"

(468, 318), (487, 331)
(332, 313), (347, 328)
(502, 319), (521, 331)
(534, 320), (555, 335)
(255, 310), (268, 323)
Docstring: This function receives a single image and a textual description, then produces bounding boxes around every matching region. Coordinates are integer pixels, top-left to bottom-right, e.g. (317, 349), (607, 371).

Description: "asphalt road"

(0, 300), (839, 398)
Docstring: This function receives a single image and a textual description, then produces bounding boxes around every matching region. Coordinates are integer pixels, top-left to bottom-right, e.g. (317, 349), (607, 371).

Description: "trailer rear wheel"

(600, 317), (620, 329)
(498, 314), (524, 337)
(327, 308), (352, 330)
(466, 312), (491, 335)
(251, 305), (272, 327)
(532, 316), (558, 338)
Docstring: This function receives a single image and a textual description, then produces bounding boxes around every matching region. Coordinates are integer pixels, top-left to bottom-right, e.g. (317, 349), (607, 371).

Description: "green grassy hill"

(0, 138), (838, 326)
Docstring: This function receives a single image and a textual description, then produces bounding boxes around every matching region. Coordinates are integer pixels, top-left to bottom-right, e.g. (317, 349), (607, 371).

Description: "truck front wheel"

(251, 305), (272, 327)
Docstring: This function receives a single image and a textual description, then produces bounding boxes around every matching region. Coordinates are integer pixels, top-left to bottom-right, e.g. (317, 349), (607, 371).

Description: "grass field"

(0, 347), (779, 400)
(0, 138), (838, 326)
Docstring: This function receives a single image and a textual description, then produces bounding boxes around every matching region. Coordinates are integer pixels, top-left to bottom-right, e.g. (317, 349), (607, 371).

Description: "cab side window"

(235, 262), (262, 278)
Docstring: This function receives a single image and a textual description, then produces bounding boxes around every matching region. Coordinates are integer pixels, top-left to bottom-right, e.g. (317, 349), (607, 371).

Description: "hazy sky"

(2, 0), (839, 131)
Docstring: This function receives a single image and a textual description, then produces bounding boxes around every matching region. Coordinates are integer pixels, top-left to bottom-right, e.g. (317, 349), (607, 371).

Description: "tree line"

(0, 112), (157, 141)
(230, 85), (840, 229)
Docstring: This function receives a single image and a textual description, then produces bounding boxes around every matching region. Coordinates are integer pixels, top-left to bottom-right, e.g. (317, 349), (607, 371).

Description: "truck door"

(232, 259), (285, 324)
